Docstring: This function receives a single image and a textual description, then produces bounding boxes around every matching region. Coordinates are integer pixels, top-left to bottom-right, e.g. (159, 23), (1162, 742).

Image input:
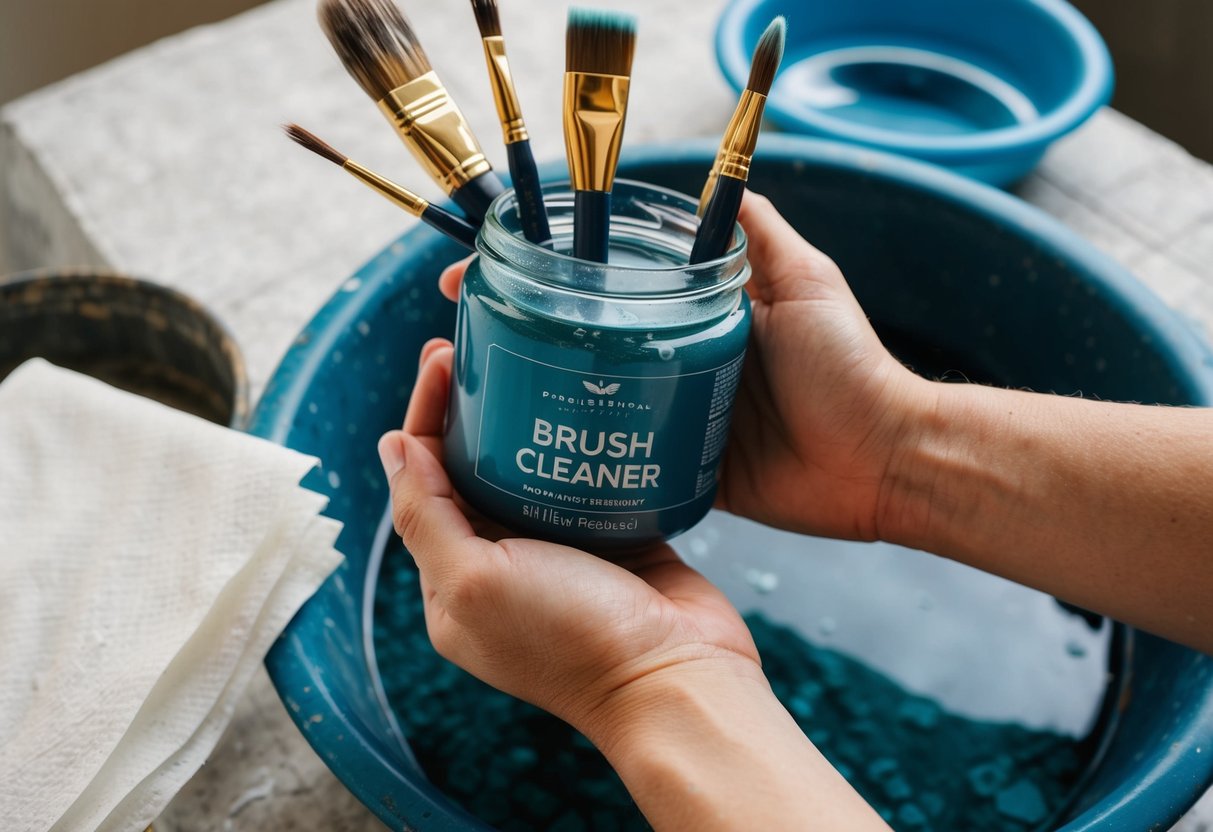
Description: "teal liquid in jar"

(445, 181), (751, 553)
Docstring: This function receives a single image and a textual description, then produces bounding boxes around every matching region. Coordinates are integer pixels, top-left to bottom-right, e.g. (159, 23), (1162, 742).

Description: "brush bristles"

(746, 16), (786, 96)
(469, 0), (501, 37)
(318, 0), (432, 100)
(284, 123), (349, 166)
(565, 8), (637, 76)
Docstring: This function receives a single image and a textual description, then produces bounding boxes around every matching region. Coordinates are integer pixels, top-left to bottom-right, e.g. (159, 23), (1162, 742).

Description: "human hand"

(436, 192), (932, 542)
(711, 192), (931, 539)
(379, 340), (890, 831)
(377, 339), (762, 741)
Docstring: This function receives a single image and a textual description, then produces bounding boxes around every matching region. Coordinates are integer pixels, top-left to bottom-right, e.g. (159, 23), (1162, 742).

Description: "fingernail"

(378, 432), (406, 479)
(418, 338), (441, 371)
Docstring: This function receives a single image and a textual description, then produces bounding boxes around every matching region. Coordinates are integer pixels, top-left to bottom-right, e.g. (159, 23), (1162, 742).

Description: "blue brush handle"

(689, 174), (745, 264)
(507, 139), (551, 245)
(574, 190), (611, 263)
(420, 204), (478, 251)
(452, 170), (505, 223)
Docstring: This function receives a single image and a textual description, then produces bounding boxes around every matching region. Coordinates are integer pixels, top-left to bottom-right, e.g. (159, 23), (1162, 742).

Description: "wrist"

(874, 379), (1013, 552)
(574, 654), (769, 760)
(576, 656), (887, 831)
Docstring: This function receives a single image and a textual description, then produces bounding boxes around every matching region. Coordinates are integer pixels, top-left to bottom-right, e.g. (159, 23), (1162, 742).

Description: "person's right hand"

(437, 192), (931, 541)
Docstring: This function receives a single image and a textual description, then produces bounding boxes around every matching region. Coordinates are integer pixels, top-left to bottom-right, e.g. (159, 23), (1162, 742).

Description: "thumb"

(379, 431), (486, 586)
(737, 191), (850, 305)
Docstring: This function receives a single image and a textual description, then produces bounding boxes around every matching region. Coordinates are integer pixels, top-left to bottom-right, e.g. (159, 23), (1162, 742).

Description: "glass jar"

(444, 180), (751, 554)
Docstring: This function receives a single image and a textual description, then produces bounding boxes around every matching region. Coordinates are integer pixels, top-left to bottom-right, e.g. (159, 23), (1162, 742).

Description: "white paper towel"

(0, 359), (344, 832)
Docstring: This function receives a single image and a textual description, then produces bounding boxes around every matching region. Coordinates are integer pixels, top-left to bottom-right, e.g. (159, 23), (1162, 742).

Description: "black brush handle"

(452, 170), (505, 223)
(689, 174), (745, 264)
(420, 204), (478, 251)
(506, 139), (551, 244)
(574, 190), (611, 263)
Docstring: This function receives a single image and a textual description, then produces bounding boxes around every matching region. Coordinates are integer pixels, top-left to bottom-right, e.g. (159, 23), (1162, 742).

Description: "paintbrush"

(690, 17), (785, 264)
(285, 123), (478, 250)
(470, 0), (551, 244)
(318, 0), (504, 223)
(563, 8), (637, 263)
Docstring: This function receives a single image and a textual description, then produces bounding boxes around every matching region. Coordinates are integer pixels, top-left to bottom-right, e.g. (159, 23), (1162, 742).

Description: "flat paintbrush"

(319, 0), (504, 223)
(690, 17), (785, 264)
(285, 123), (478, 250)
(470, 0), (550, 244)
(563, 8), (637, 263)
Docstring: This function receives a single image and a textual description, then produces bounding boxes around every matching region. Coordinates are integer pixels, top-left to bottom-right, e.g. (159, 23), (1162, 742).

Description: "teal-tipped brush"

(563, 8), (637, 263)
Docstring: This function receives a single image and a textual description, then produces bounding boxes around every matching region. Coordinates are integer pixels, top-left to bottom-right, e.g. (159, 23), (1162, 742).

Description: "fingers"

(379, 431), (486, 583)
(438, 257), (473, 303)
(404, 341), (453, 440)
(737, 191), (848, 304)
(417, 337), (449, 369)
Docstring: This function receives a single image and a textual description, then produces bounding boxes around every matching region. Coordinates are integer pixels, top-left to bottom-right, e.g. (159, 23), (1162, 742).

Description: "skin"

(379, 192), (1213, 830)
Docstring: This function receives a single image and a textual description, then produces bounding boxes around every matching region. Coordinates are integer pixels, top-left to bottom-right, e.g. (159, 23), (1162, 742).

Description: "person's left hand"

(378, 338), (762, 741)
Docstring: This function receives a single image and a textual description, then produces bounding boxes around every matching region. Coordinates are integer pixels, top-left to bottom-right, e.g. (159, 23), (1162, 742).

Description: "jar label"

(473, 344), (743, 518)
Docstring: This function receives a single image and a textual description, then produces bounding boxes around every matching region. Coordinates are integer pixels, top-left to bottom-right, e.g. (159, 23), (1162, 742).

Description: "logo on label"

(582, 379), (621, 396)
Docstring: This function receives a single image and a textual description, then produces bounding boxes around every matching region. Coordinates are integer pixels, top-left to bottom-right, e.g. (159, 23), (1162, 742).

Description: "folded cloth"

(0, 359), (344, 832)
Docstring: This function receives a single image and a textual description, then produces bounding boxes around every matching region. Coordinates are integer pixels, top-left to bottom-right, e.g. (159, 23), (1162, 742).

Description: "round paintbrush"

(470, 0), (551, 244)
(690, 17), (786, 265)
(318, 0), (504, 223)
(285, 124), (478, 250)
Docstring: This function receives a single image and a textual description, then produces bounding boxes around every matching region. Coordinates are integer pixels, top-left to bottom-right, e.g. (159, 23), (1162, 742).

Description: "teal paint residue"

(373, 540), (1096, 832)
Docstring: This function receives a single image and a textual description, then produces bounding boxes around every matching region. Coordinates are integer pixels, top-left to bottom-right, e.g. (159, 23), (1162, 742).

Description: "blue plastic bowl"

(249, 137), (1213, 830)
(716, 0), (1113, 185)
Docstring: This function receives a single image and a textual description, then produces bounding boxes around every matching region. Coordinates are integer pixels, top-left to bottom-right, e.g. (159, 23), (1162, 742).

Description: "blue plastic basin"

(716, 0), (1113, 185)
(249, 137), (1213, 830)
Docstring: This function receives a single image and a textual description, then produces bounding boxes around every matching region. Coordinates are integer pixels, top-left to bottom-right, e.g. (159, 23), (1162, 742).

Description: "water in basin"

(772, 43), (1039, 136)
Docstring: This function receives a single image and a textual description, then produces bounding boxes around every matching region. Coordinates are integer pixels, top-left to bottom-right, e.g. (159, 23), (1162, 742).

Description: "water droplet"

(356, 320), (371, 336)
(657, 345), (675, 360)
(744, 568), (779, 594)
(687, 538), (709, 558)
(572, 327), (587, 338)
(341, 277), (362, 292)
(1065, 640), (1087, 658)
(327, 470), (341, 489)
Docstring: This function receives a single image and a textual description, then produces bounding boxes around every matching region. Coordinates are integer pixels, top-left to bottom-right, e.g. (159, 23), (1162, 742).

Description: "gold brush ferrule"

(697, 155), (723, 216)
(715, 89), (767, 181)
(342, 159), (429, 218)
(378, 71), (493, 195)
(482, 36), (528, 145)
(563, 71), (631, 192)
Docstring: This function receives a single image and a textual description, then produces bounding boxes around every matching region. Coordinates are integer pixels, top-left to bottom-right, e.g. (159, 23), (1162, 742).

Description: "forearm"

(580, 659), (889, 832)
(883, 380), (1213, 652)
